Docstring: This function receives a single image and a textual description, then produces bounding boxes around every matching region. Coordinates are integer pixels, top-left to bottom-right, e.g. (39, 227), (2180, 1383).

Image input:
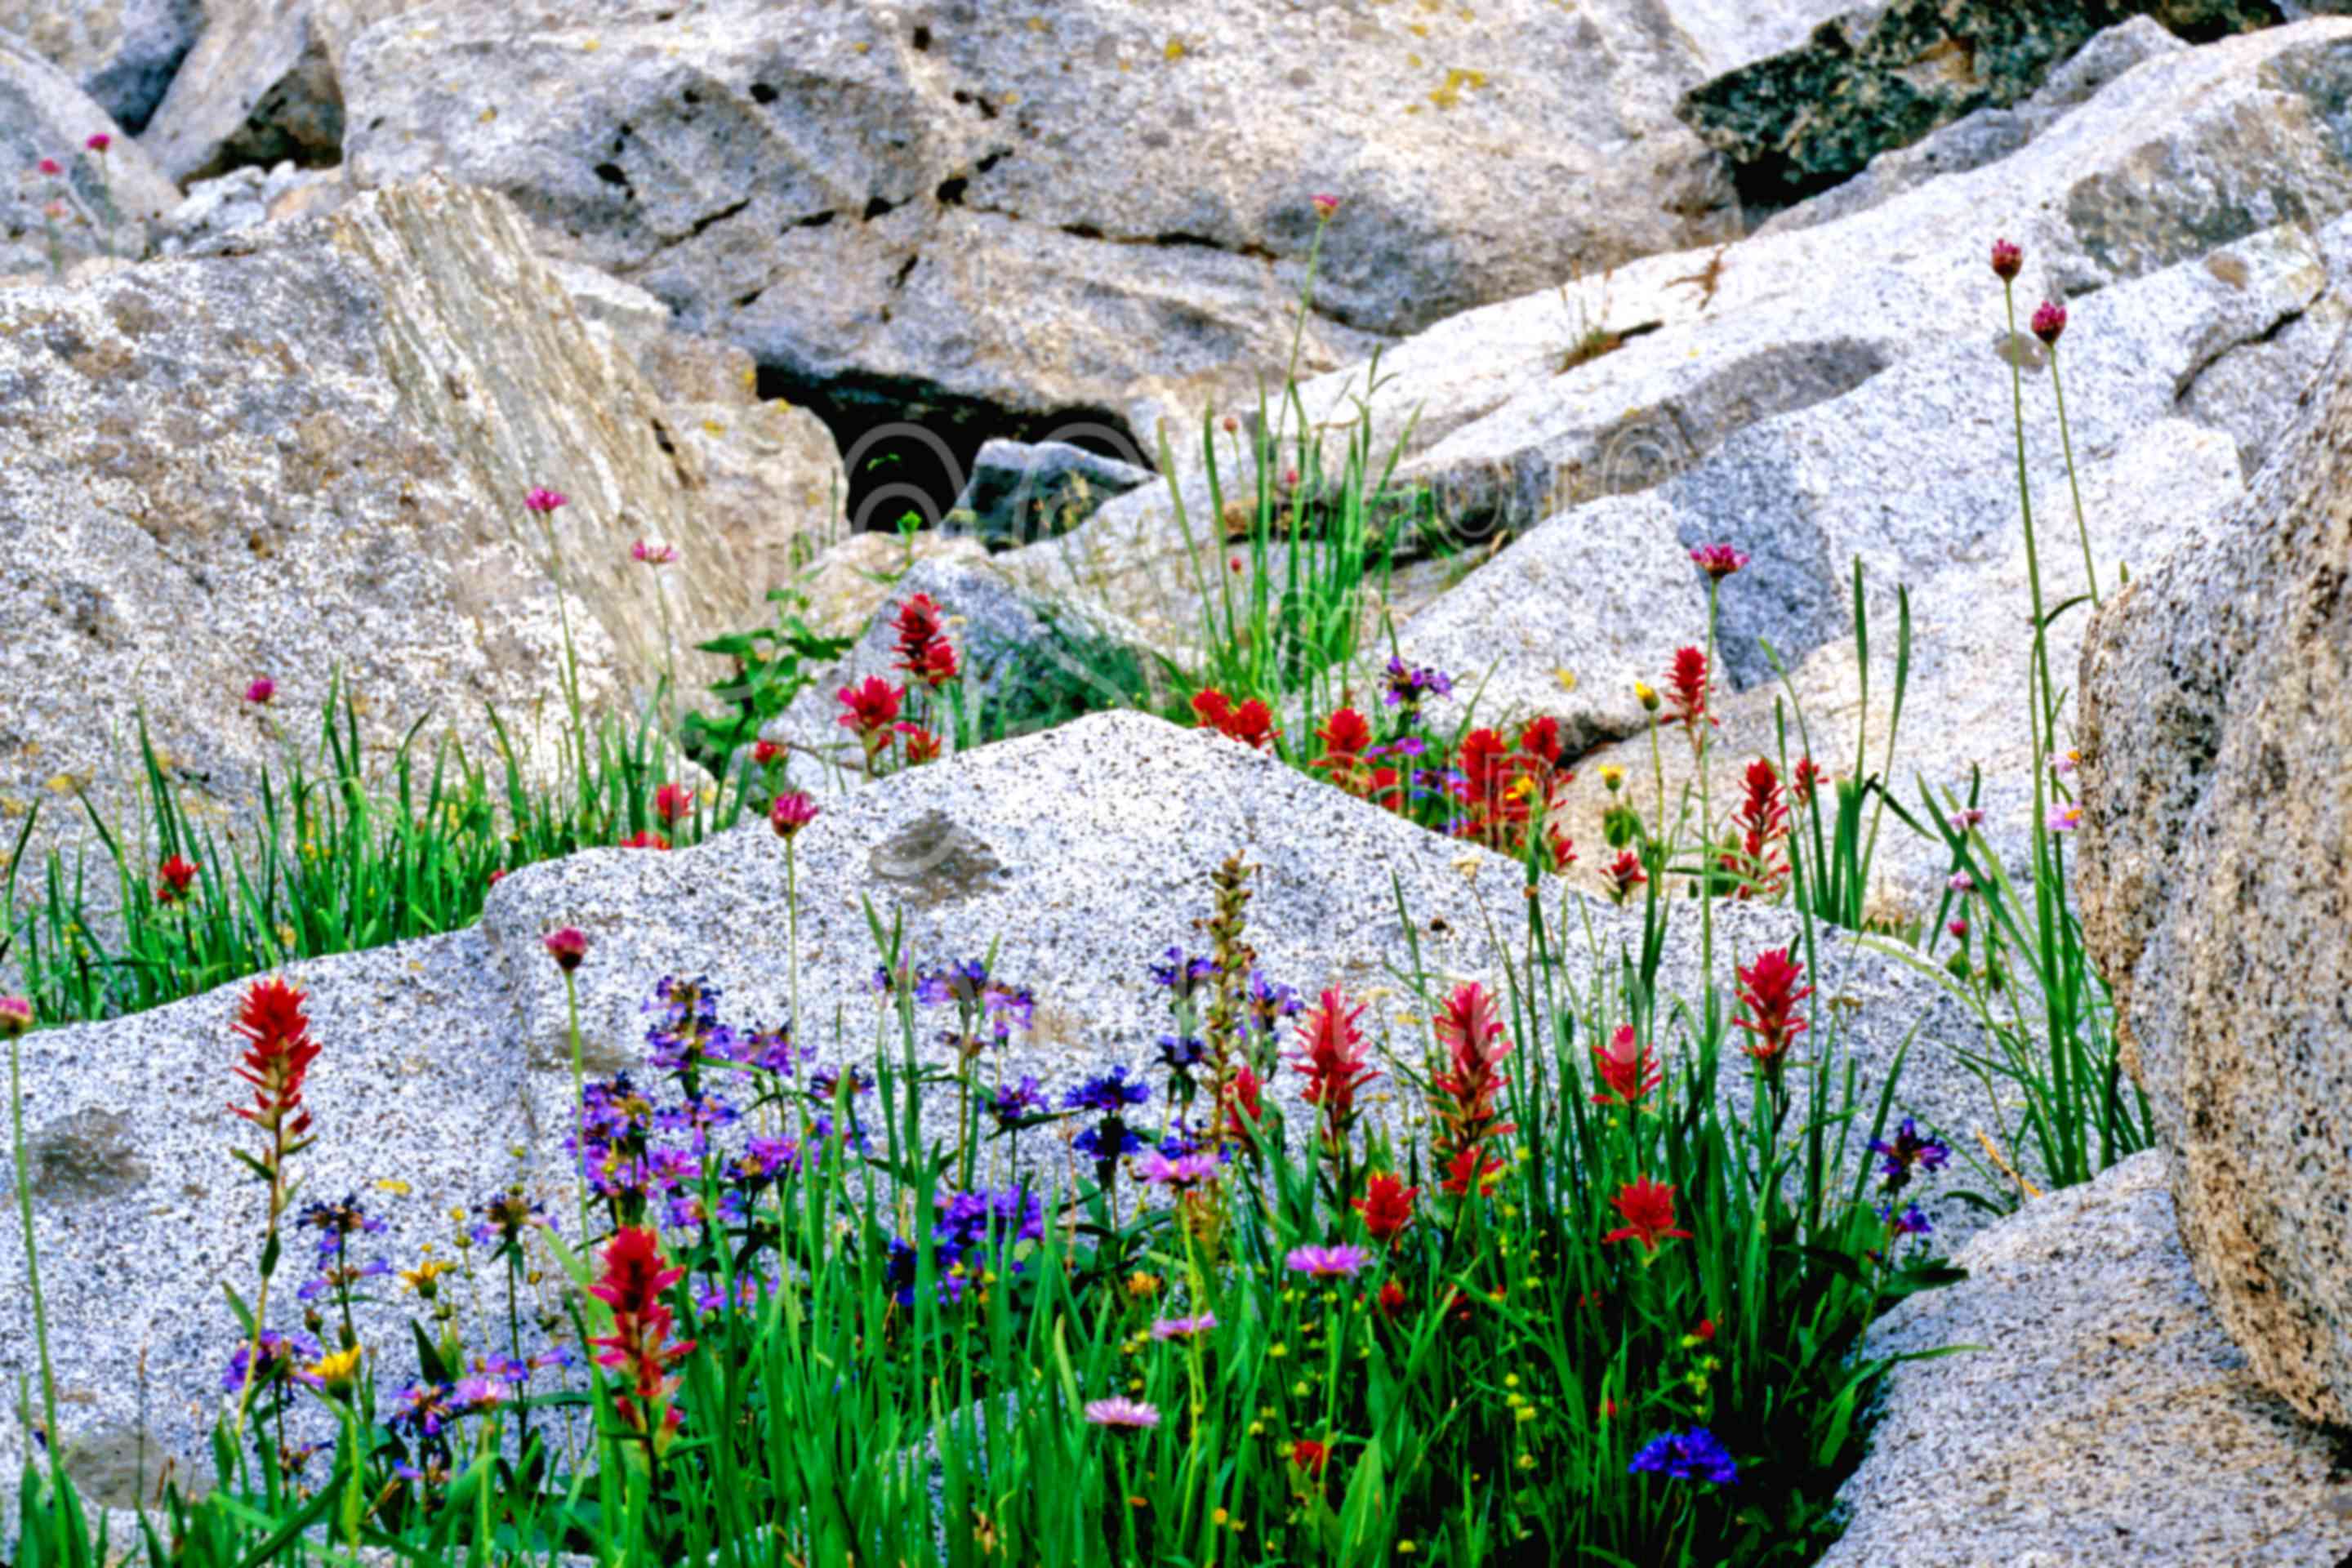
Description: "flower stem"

(9, 1031), (60, 1481)
(564, 970), (590, 1244)
(2047, 345), (2099, 608)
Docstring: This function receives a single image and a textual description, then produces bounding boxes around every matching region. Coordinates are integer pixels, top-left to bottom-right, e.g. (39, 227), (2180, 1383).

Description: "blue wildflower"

(1628, 1428), (1738, 1486)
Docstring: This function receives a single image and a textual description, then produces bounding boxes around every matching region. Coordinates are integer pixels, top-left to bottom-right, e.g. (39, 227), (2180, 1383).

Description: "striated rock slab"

(2078, 298), (2352, 1428)
(1822, 1152), (2352, 1568)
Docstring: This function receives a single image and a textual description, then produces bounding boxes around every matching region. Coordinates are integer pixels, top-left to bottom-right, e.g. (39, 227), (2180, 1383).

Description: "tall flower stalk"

(3, 997), (59, 1484)
(226, 977), (323, 1446)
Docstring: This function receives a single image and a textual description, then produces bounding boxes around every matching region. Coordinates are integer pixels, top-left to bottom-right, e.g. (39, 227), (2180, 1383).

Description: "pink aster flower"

(631, 537), (676, 566)
(2031, 301), (2066, 346)
(1954, 807), (1986, 830)
(244, 676), (275, 705)
(2046, 802), (2081, 833)
(1947, 871), (1976, 893)
(1285, 1243), (1372, 1280)
(1150, 1313), (1218, 1341)
(1140, 1151), (1221, 1188)
(1689, 544), (1748, 581)
(1083, 1396), (1160, 1429)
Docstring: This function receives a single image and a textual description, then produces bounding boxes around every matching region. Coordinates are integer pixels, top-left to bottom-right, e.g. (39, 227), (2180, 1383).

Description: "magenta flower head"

(1947, 917), (1969, 941)
(543, 926), (590, 973)
(1149, 1312), (1218, 1341)
(0, 996), (32, 1040)
(245, 676), (275, 705)
(631, 537), (677, 567)
(523, 487), (568, 514)
(1082, 1396), (1161, 1429)
(1310, 193), (1340, 220)
(1285, 1243), (1372, 1280)
(36, 157), (60, 177)
(1990, 238), (2022, 281)
(1690, 544), (1748, 581)
(84, 132), (110, 154)
(768, 790), (819, 840)
(2031, 301), (2066, 346)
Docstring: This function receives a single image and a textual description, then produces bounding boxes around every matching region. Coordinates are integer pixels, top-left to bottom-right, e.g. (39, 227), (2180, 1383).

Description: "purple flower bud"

(1990, 238), (2022, 281)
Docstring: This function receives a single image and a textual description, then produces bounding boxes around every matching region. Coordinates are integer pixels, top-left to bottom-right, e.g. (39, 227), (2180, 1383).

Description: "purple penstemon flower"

(222, 1330), (320, 1393)
(1866, 1118), (1951, 1195)
(1245, 971), (1304, 1032)
(1147, 946), (1218, 999)
(1628, 1428), (1738, 1486)
(298, 1194), (385, 1258)
(1063, 1066), (1151, 1114)
(1285, 1244), (1373, 1280)
(390, 1379), (455, 1437)
(988, 1075), (1050, 1129)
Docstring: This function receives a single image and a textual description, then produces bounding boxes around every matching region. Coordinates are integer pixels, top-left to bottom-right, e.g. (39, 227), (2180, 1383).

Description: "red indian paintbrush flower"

(1660, 647), (1713, 739)
(1431, 982), (1515, 1192)
(229, 978), (319, 1138)
(1602, 849), (1647, 906)
(1789, 755), (1826, 807)
(1291, 988), (1377, 1153)
(889, 594), (959, 688)
(156, 854), (198, 905)
(1311, 707), (1374, 788)
(1591, 1024), (1659, 1110)
(588, 1227), (694, 1454)
(1352, 1172), (1419, 1245)
(1190, 688), (1280, 750)
(836, 676), (904, 747)
(1724, 757), (1788, 899)
(897, 724), (943, 765)
(1733, 946), (1812, 1079)
(1602, 1174), (1693, 1253)
(654, 782), (695, 827)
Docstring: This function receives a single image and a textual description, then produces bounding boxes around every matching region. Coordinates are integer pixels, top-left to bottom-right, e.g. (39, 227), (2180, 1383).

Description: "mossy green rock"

(1679, 2), (2299, 205)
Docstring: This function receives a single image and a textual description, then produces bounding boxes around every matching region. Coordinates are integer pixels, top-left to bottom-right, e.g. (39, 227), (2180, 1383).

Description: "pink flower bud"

(2031, 301), (2066, 346)
(0, 996), (31, 1039)
(543, 927), (590, 972)
(768, 790), (819, 840)
(244, 677), (275, 705)
(630, 537), (677, 566)
(1947, 918), (1968, 941)
(1311, 193), (1340, 220)
(36, 158), (60, 177)
(523, 487), (568, 514)
(84, 133), (110, 154)
(1689, 543), (1748, 581)
(1990, 238), (2022, 281)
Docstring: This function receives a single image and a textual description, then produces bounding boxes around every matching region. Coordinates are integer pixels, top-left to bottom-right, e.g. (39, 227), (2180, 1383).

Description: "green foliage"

(678, 588), (854, 770)
(2, 681), (758, 1026)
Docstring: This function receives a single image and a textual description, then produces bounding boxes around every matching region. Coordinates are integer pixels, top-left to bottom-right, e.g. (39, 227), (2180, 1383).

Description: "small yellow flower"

(1633, 680), (1660, 712)
(1552, 667), (1578, 693)
(1599, 764), (1625, 793)
(1126, 1272), (1160, 1298)
(399, 1260), (456, 1298)
(305, 1345), (363, 1396)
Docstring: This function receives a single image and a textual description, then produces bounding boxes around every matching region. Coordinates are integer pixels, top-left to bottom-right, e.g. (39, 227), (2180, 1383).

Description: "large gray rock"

(1, 710), (2026, 1492)
(0, 176), (841, 883)
(0, 0), (202, 131)
(1757, 16), (2193, 234)
(1821, 1152), (2352, 1568)
(1029, 20), (2352, 656)
(139, 0), (430, 183)
(0, 35), (178, 277)
(1677, 1), (2298, 210)
(945, 439), (1154, 550)
(341, 0), (1860, 441)
(2078, 305), (2352, 1428)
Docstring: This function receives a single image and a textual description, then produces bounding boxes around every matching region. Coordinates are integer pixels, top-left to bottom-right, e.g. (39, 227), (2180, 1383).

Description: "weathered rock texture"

(2078, 314), (2352, 1428)
(1, 711), (2022, 1490)
(0, 0), (201, 131)
(0, 176), (840, 882)
(0, 36), (179, 277)
(1678, 1), (2306, 209)
(341, 0), (1856, 442)
(1822, 1152), (2352, 1568)
(1034, 20), (2352, 662)
(140, 0), (432, 182)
